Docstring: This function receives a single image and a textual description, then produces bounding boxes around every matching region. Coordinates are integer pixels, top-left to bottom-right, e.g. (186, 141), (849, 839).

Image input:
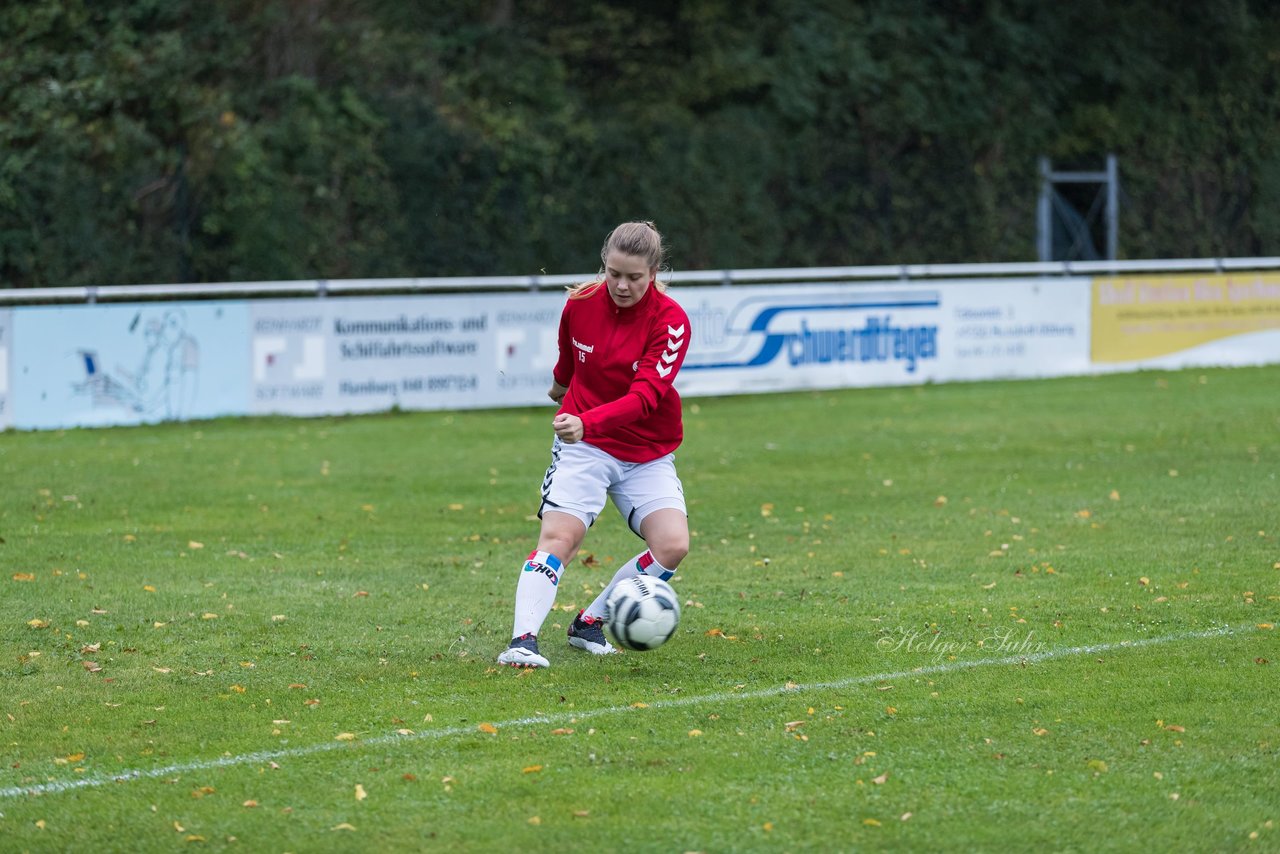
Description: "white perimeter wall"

(5, 273), (1278, 430)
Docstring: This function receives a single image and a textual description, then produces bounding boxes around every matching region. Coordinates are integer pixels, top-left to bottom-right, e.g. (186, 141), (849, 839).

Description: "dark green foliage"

(2, 0), (1277, 286)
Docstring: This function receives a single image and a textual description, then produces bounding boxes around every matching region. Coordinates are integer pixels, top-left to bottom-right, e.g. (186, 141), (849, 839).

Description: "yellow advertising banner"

(1091, 272), (1280, 363)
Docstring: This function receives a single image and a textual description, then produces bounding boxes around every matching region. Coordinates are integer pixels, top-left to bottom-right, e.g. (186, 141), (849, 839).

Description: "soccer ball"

(605, 575), (681, 651)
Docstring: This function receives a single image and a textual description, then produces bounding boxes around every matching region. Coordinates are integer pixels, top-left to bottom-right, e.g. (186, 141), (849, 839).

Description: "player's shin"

(511, 550), (563, 638)
(582, 549), (673, 620)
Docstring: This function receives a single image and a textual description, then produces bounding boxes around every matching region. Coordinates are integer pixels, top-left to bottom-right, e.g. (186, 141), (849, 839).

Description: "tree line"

(2, 0), (1277, 288)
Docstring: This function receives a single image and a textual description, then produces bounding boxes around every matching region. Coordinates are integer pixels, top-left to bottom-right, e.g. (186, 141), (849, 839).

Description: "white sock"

(511, 550), (563, 638)
(582, 550), (672, 620)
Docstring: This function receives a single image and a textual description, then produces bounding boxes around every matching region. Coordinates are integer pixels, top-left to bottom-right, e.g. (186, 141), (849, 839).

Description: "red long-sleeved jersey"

(552, 282), (690, 463)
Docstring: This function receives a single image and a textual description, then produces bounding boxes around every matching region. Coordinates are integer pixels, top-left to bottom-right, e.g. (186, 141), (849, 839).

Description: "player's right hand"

(552, 413), (583, 443)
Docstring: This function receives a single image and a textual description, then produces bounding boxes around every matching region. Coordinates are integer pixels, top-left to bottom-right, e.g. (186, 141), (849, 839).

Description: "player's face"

(604, 251), (656, 308)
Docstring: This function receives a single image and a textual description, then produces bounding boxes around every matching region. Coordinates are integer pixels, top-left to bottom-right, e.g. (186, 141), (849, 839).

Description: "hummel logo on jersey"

(572, 337), (594, 353)
(656, 323), (686, 378)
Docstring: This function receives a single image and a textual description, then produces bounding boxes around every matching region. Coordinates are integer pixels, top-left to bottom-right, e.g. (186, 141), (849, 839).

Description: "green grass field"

(1, 365), (1277, 852)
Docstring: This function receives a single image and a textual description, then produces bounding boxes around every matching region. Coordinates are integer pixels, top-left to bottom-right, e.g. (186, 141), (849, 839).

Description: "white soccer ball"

(605, 575), (681, 651)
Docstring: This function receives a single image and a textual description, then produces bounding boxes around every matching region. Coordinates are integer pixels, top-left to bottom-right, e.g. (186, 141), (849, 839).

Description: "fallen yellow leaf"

(335, 732), (357, 741)
(1033, 727), (1049, 736)
(688, 729), (703, 737)
(331, 823), (356, 831)
(188, 541), (204, 550)
(12, 573), (35, 582)
(864, 818), (882, 827)
(872, 772), (889, 785)
(477, 723), (498, 734)
(522, 765), (543, 774)
(355, 783), (367, 801)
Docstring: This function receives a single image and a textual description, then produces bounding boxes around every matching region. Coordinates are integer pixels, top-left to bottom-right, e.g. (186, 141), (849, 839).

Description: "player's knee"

(649, 535), (688, 570)
(538, 512), (587, 567)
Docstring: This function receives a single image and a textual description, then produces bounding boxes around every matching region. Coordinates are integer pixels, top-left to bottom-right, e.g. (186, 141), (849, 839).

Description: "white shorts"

(539, 439), (686, 535)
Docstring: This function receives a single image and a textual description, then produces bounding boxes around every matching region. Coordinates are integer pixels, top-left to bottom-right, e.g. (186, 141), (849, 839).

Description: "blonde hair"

(569, 220), (668, 299)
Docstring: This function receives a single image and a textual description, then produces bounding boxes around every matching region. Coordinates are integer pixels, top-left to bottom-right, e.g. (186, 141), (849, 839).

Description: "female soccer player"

(498, 221), (692, 668)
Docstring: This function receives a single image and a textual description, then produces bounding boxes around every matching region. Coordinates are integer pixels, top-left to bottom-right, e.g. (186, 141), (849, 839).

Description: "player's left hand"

(553, 413), (584, 443)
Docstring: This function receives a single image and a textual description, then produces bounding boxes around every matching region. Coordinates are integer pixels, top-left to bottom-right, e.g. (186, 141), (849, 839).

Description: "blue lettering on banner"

(684, 297), (940, 374)
(783, 318), (938, 373)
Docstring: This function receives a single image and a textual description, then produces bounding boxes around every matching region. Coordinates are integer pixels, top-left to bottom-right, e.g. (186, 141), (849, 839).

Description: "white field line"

(0, 624), (1241, 800)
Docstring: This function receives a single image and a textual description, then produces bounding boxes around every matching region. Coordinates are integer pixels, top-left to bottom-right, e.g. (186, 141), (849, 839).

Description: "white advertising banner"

(0, 276), (1103, 429)
(0, 309), (11, 431)
(249, 293), (563, 416)
(676, 279), (1092, 395)
(10, 302), (251, 430)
